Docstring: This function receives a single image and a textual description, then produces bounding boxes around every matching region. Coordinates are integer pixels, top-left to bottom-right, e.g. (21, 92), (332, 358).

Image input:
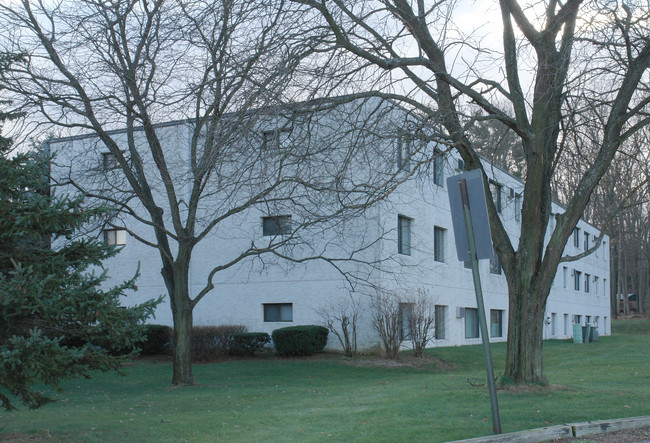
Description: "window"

(102, 152), (119, 170)
(465, 308), (479, 339)
(435, 305), (447, 339)
(263, 303), (293, 322)
(104, 228), (126, 245)
(603, 278), (607, 296)
(573, 227), (580, 248)
(551, 313), (557, 336)
(396, 137), (411, 172)
(564, 314), (569, 335)
(399, 302), (414, 340)
(434, 226), (445, 262)
(261, 128), (290, 151)
(489, 181), (502, 213)
(574, 270), (581, 291)
(490, 309), (503, 337)
(573, 314), (582, 325)
(594, 276), (599, 294)
(489, 248), (502, 275)
(584, 274), (590, 293)
(262, 215), (291, 236)
(584, 232), (589, 251)
(562, 266), (568, 288)
(586, 315), (591, 325)
(433, 149), (444, 186)
(514, 193), (522, 222)
(397, 215), (412, 255)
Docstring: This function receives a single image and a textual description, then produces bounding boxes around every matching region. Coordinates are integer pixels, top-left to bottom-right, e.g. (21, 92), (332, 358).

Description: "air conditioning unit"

(456, 307), (466, 318)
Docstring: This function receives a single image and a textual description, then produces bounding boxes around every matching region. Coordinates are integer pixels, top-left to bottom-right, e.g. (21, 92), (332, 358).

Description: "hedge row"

(138, 324), (328, 358)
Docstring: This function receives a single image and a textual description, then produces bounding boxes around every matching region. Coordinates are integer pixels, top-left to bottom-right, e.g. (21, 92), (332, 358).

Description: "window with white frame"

(564, 314), (569, 335)
(563, 266), (567, 288)
(465, 308), (479, 339)
(584, 232), (589, 251)
(573, 314), (582, 325)
(435, 305), (447, 339)
(490, 309), (503, 337)
(489, 181), (502, 213)
(573, 227), (580, 248)
(434, 226), (445, 262)
(433, 149), (444, 186)
(263, 303), (293, 322)
(261, 128), (290, 151)
(574, 270), (581, 291)
(397, 215), (412, 255)
(593, 276), (599, 294)
(104, 228), (126, 245)
(262, 215), (292, 236)
(584, 273), (590, 293)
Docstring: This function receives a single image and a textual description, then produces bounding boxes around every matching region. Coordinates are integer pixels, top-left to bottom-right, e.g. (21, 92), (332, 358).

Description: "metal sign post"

(448, 170), (502, 435)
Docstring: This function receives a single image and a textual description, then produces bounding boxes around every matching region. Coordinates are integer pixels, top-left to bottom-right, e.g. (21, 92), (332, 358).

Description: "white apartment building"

(49, 98), (610, 351)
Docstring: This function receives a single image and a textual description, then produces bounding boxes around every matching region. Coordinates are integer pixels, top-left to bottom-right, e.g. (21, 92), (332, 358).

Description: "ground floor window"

(564, 314), (569, 335)
(490, 309), (503, 337)
(465, 308), (479, 339)
(435, 305), (447, 339)
(399, 302), (414, 340)
(263, 303), (293, 322)
(551, 312), (557, 336)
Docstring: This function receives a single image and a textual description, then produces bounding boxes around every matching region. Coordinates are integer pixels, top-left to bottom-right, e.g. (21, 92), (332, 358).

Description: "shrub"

(190, 325), (247, 361)
(272, 325), (328, 356)
(232, 332), (271, 356)
(138, 324), (172, 355)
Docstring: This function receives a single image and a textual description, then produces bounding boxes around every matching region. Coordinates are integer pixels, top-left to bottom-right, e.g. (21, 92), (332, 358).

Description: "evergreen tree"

(0, 54), (159, 410)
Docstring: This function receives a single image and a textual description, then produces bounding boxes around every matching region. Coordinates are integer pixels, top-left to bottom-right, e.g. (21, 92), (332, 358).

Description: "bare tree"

(317, 292), (361, 356)
(371, 291), (404, 359)
(0, 0), (438, 385)
(294, 0), (650, 383)
(403, 289), (436, 358)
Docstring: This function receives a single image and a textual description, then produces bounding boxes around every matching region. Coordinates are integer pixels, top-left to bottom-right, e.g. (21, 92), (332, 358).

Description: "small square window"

(262, 215), (292, 236)
(102, 152), (119, 170)
(104, 228), (126, 245)
(263, 303), (293, 322)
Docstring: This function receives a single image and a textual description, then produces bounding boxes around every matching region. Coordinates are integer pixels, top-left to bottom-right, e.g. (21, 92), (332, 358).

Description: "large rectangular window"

(564, 314), (569, 335)
(584, 273), (590, 293)
(584, 232), (589, 251)
(263, 303), (293, 322)
(398, 215), (412, 255)
(104, 228), (126, 245)
(433, 149), (444, 186)
(563, 266), (567, 288)
(435, 305), (447, 339)
(465, 308), (479, 339)
(573, 227), (580, 248)
(396, 137), (411, 172)
(574, 270), (581, 291)
(489, 181), (502, 213)
(551, 312), (557, 336)
(262, 215), (292, 236)
(399, 302), (414, 340)
(490, 309), (503, 337)
(434, 226), (445, 262)
(594, 276), (599, 294)
(514, 193), (522, 222)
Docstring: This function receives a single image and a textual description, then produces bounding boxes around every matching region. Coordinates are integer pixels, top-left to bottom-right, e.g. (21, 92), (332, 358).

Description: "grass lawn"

(1, 319), (649, 442)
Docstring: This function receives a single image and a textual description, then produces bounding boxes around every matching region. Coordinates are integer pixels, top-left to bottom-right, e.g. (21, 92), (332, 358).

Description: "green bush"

(138, 324), (172, 355)
(232, 332), (271, 356)
(272, 325), (329, 356)
(191, 325), (247, 361)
